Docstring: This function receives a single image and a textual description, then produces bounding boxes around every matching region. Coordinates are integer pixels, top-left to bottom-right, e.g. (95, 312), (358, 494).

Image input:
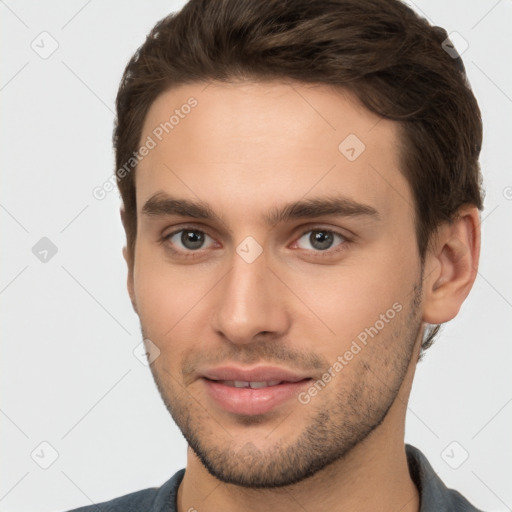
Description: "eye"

(295, 229), (346, 251)
(165, 228), (216, 252)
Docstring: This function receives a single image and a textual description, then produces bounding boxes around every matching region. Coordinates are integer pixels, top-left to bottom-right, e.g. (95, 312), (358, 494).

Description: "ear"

(120, 207), (138, 315)
(421, 206), (481, 324)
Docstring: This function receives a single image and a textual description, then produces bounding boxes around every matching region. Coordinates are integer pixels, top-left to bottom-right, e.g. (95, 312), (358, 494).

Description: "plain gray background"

(1, 1), (511, 511)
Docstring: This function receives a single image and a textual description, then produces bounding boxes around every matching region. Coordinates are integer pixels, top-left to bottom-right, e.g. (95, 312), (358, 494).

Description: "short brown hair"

(114, 0), (484, 351)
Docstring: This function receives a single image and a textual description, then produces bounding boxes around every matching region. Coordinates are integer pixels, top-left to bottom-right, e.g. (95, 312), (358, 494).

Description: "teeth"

(249, 380), (281, 388)
(221, 380), (282, 388)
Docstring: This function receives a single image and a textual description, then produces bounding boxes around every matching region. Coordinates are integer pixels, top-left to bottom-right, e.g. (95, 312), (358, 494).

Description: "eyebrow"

(141, 192), (380, 225)
(265, 196), (380, 225)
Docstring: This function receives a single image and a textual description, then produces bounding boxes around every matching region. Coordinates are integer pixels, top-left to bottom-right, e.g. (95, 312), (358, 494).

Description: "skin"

(122, 81), (480, 512)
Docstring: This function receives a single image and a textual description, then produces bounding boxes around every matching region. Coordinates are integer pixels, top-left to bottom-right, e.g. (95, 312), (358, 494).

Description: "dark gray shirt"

(67, 445), (483, 511)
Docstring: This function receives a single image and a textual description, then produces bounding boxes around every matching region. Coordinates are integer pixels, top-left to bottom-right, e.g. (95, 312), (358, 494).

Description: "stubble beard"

(147, 280), (423, 489)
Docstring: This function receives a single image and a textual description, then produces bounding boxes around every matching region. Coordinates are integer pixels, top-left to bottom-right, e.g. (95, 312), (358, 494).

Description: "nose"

(211, 249), (291, 345)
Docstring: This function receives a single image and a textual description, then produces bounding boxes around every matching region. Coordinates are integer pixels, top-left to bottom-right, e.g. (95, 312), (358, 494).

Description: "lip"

(201, 365), (311, 383)
(200, 365), (313, 416)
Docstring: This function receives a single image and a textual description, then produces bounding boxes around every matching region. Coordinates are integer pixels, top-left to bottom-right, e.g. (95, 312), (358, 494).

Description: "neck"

(179, 436), (418, 512)
(177, 401), (419, 512)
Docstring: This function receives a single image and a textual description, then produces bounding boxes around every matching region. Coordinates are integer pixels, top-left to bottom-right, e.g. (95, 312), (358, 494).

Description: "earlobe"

(421, 206), (480, 325)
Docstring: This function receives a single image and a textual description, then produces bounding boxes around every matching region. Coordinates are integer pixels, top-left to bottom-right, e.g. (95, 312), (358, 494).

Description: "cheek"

(291, 248), (417, 349)
(132, 247), (214, 339)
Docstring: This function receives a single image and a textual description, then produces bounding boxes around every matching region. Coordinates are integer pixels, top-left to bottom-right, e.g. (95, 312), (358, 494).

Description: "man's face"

(128, 81), (424, 487)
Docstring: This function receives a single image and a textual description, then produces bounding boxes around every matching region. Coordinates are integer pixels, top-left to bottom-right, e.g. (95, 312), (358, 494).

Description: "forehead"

(135, 81), (411, 222)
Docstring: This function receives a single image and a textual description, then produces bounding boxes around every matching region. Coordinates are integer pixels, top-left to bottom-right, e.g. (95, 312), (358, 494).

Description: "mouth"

(210, 379), (299, 389)
(199, 366), (313, 415)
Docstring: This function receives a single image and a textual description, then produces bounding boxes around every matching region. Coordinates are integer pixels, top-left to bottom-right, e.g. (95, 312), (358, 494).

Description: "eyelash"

(160, 225), (351, 260)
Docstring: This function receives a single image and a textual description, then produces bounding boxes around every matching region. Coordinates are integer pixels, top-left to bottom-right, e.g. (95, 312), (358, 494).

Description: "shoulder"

(64, 469), (185, 512)
(406, 445), (483, 512)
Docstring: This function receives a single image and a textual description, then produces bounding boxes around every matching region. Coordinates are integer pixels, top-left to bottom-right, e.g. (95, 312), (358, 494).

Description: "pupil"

(181, 230), (204, 250)
(310, 231), (333, 250)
